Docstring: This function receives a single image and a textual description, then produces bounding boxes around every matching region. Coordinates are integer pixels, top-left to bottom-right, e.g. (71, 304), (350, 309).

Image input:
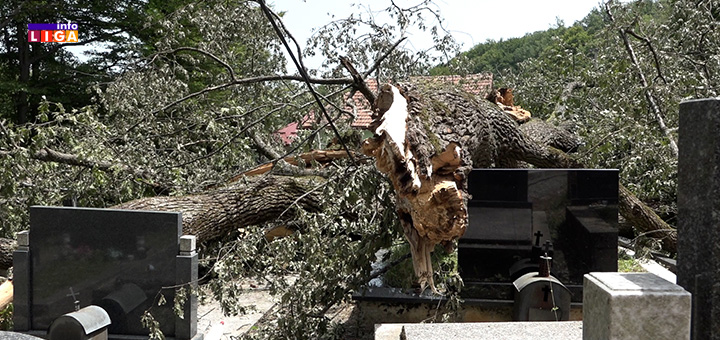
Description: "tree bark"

(114, 175), (322, 246)
(0, 238), (15, 273)
(619, 184), (677, 253)
(520, 119), (581, 153)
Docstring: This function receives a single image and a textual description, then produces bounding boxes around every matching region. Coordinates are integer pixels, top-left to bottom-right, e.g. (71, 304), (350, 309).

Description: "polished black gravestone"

(678, 98), (720, 340)
(459, 169), (618, 302)
(13, 206), (199, 340)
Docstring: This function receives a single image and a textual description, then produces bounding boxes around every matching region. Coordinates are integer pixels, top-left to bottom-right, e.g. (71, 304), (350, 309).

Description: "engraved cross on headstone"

(66, 287), (80, 311)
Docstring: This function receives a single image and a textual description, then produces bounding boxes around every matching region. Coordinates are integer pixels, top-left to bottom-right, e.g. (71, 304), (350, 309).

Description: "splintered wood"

(362, 84), (468, 293)
(487, 88), (531, 123)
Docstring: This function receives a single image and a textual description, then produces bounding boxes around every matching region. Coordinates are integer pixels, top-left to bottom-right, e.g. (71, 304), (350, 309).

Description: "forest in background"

(1, 0), (718, 338)
(435, 0), (718, 225)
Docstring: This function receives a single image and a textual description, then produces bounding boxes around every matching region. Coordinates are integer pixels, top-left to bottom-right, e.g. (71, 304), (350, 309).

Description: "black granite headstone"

(568, 170), (619, 205)
(565, 206), (618, 273)
(459, 169), (618, 297)
(13, 206), (199, 340)
(678, 98), (720, 340)
(467, 169), (528, 202)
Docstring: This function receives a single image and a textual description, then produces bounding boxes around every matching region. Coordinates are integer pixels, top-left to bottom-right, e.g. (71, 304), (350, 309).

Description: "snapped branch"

(3, 147), (173, 194)
(604, 3), (678, 158)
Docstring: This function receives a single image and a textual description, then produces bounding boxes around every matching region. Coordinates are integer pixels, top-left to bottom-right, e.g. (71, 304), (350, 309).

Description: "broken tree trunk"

(362, 81), (581, 291)
(360, 80), (676, 291)
(0, 85), (676, 288)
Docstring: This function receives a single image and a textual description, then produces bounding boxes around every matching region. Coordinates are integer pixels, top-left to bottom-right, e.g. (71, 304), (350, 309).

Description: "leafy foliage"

(446, 0), (719, 226)
(306, 0), (460, 80)
(206, 166), (402, 339)
(0, 0), (463, 338)
(0, 303), (11, 331)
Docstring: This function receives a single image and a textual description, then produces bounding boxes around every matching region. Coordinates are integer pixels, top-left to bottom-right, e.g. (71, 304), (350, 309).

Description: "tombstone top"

(398, 321), (583, 340)
(586, 272), (688, 293)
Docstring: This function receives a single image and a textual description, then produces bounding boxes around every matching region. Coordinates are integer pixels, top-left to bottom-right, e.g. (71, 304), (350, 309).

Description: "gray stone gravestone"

(678, 98), (720, 340)
(13, 206), (200, 340)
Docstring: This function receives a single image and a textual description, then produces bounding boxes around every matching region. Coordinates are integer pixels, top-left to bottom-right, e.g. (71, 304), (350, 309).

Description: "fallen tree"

(0, 80), (677, 286)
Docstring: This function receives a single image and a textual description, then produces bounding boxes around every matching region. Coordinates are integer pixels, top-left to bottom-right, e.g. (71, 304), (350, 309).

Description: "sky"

(67, 1), (603, 67)
(271, 0), (603, 68)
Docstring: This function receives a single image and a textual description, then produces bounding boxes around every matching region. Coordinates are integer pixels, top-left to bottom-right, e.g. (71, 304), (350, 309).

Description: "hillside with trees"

(1, 0), (718, 338)
(439, 0), (715, 230)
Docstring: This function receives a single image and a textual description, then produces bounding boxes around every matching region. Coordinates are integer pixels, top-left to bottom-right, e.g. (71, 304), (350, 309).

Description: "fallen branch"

(114, 175), (322, 245)
(1, 147), (171, 194)
(238, 149), (357, 177)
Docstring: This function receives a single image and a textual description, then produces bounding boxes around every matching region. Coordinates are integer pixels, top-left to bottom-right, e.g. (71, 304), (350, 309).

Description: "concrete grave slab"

(374, 321), (582, 340)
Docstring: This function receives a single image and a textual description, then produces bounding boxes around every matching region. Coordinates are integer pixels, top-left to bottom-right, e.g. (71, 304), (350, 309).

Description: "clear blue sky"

(272, 0), (603, 67)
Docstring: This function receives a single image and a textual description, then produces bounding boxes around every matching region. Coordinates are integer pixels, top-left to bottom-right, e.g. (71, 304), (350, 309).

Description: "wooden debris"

(264, 225), (295, 242)
(487, 87), (532, 123)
